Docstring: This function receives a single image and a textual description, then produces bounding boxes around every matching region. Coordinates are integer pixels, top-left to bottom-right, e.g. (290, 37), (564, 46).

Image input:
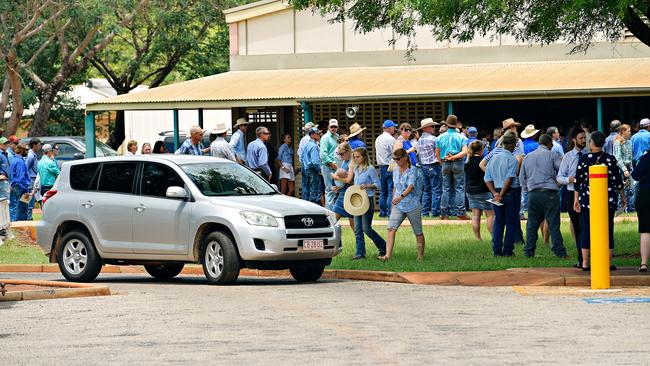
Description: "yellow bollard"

(589, 164), (610, 289)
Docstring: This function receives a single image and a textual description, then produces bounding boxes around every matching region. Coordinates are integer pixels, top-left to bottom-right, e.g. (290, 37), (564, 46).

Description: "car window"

(141, 162), (185, 198)
(97, 162), (137, 194)
(96, 141), (118, 157)
(70, 163), (100, 191)
(56, 143), (79, 160)
(180, 162), (276, 196)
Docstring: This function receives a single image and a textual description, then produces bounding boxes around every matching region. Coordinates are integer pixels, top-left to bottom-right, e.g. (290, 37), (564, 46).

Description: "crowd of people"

(119, 114), (650, 271)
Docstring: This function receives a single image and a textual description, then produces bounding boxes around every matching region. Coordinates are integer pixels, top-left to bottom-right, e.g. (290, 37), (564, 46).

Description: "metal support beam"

(447, 101), (454, 116)
(84, 112), (96, 158)
(597, 98), (603, 132)
(300, 101), (312, 125)
(198, 108), (204, 129)
(173, 109), (180, 151)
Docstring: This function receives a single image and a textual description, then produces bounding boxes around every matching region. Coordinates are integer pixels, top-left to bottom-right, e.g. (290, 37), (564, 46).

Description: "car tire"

(289, 264), (325, 282)
(144, 263), (185, 280)
(57, 230), (102, 282)
(200, 232), (240, 285)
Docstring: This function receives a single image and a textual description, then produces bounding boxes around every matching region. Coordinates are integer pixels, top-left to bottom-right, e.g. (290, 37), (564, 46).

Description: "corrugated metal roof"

(86, 58), (650, 111)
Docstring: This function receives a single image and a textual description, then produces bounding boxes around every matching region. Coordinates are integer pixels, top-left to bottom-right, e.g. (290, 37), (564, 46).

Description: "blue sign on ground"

(584, 298), (650, 304)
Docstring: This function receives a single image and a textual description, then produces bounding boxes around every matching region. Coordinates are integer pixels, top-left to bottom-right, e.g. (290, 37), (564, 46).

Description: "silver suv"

(36, 155), (342, 284)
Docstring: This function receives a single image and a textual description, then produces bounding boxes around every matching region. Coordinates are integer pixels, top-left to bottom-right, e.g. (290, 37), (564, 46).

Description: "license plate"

(303, 239), (324, 251)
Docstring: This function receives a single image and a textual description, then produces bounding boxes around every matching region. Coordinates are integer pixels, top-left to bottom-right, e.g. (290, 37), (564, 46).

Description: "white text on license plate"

(303, 239), (324, 251)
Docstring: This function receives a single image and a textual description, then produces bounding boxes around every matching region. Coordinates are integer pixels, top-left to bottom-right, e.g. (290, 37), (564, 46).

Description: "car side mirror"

(73, 153), (84, 160)
(166, 186), (188, 199)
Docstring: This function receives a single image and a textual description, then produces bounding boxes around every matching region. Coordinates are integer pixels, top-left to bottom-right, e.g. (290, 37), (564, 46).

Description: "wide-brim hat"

(211, 122), (228, 134)
(445, 114), (462, 129)
(302, 121), (315, 131)
(343, 185), (370, 216)
(417, 118), (439, 130)
(520, 124), (540, 139)
(233, 118), (250, 128)
(348, 123), (366, 138)
(502, 118), (521, 130)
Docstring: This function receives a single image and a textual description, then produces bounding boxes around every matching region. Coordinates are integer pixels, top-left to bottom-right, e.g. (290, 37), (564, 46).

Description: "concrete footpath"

(2, 264), (648, 287)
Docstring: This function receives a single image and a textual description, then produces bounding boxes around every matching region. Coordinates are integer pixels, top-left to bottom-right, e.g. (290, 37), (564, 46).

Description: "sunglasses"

(402, 128), (411, 132)
(330, 126), (338, 129)
(393, 155), (406, 160)
(261, 132), (271, 135)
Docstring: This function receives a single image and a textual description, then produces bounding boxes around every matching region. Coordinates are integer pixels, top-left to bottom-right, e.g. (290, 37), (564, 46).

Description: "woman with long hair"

(141, 142), (152, 154)
(465, 140), (495, 240)
(379, 148), (424, 262)
(153, 141), (167, 154)
(330, 142), (354, 225)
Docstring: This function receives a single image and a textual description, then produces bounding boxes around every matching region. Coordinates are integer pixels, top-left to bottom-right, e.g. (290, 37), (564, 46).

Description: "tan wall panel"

(344, 23), (394, 52)
(295, 10), (343, 53)
(247, 10), (294, 55)
(238, 22), (247, 55)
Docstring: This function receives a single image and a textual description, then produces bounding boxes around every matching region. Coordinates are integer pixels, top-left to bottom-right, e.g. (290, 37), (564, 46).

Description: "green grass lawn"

(0, 221), (642, 272)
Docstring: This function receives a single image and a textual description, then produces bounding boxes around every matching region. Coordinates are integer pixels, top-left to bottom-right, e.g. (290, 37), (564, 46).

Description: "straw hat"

(302, 122), (315, 131)
(502, 118), (521, 130)
(211, 122), (228, 134)
(343, 185), (370, 216)
(348, 123), (366, 138)
(233, 118), (250, 128)
(417, 118), (439, 130)
(520, 124), (540, 139)
(445, 115), (462, 129)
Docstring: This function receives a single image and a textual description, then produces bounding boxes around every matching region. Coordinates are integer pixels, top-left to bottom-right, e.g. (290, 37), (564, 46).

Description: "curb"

(0, 278), (111, 302)
(2, 264), (648, 287)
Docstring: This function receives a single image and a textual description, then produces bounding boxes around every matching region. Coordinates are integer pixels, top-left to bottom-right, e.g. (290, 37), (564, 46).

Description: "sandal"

(640, 264), (648, 273)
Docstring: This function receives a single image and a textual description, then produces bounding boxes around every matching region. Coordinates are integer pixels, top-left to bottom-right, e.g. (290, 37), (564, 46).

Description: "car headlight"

(326, 210), (338, 226)
(240, 211), (278, 227)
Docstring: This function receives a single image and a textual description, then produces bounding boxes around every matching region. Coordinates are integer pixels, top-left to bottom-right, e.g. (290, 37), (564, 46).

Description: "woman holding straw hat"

(334, 147), (386, 260)
(379, 148), (425, 262)
(331, 143), (355, 228)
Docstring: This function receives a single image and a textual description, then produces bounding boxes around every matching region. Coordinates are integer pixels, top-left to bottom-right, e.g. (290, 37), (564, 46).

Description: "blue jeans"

(321, 165), (336, 210)
(27, 182), (35, 220)
(302, 167), (321, 205)
(492, 187), (520, 256)
(421, 163), (442, 216)
(300, 166), (308, 200)
(353, 200), (386, 257)
(10, 186), (28, 222)
(379, 165), (394, 217)
(440, 160), (465, 216)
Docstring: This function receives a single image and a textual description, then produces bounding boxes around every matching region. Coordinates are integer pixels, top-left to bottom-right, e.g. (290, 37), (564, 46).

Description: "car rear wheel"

(57, 230), (102, 282)
(200, 232), (240, 285)
(290, 264), (325, 282)
(144, 263), (185, 280)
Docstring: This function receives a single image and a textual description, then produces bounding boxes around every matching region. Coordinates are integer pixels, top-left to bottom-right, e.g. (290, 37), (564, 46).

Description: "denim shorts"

(467, 192), (493, 211)
(387, 206), (423, 235)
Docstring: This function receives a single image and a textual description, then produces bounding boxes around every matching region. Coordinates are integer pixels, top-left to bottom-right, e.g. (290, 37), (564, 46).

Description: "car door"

(131, 162), (192, 255)
(79, 161), (137, 253)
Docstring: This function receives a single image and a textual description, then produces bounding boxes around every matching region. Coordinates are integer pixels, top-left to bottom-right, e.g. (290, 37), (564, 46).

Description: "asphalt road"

(2, 272), (649, 365)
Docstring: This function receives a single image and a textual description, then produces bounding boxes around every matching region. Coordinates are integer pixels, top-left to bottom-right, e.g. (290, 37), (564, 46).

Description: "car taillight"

(42, 189), (57, 205)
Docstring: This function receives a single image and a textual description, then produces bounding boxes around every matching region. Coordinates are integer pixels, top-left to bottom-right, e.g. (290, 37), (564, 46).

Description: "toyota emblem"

(301, 217), (314, 227)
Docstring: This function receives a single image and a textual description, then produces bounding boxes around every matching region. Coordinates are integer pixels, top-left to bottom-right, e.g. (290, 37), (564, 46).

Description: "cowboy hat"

(417, 118), (439, 130)
(211, 122), (228, 135)
(302, 121), (315, 131)
(233, 118), (250, 128)
(343, 185), (370, 216)
(502, 118), (521, 130)
(520, 124), (540, 139)
(445, 114), (462, 129)
(348, 123), (366, 138)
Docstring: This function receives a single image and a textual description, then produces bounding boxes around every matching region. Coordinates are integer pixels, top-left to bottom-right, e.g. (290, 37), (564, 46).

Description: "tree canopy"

(289, 0), (650, 54)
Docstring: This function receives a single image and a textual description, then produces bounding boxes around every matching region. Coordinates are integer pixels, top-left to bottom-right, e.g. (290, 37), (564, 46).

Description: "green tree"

(289, 0), (650, 54)
(90, 0), (239, 149)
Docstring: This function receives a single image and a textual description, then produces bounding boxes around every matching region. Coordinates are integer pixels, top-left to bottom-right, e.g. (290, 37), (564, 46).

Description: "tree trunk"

(0, 75), (9, 133)
(6, 65), (23, 136)
(106, 109), (125, 149)
(29, 87), (55, 136)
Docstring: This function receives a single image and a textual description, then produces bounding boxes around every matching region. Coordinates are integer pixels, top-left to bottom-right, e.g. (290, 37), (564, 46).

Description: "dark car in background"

(20, 136), (118, 167)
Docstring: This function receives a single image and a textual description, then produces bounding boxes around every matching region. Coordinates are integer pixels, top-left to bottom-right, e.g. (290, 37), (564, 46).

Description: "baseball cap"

(383, 120), (398, 129)
(467, 127), (478, 136)
(641, 118), (650, 128)
(308, 127), (321, 135)
(8, 135), (19, 143)
(0, 137), (7, 145)
(328, 119), (339, 127)
(42, 144), (53, 152)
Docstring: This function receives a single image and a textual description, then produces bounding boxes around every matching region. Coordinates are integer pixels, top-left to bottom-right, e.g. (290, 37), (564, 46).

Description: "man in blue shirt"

(246, 126), (272, 181)
(603, 119), (621, 156)
(175, 126), (208, 156)
(632, 118), (650, 164)
(347, 123), (366, 150)
(300, 128), (322, 204)
(484, 131), (519, 257)
(520, 124), (540, 155)
(229, 118), (250, 164)
(25, 138), (41, 220)
(435, 115), (468, 219)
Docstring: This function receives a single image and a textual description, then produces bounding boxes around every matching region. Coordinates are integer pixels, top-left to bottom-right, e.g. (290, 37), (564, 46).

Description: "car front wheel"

(200, 232), (240, 285)
(57, 230), (102, 282)
(144, 263), (185, 280)
(290, 264), (325, 282)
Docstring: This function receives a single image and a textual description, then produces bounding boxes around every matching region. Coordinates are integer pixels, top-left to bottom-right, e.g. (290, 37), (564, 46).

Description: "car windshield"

(96, 141), (118, 156)
(181, 162), (276, 196)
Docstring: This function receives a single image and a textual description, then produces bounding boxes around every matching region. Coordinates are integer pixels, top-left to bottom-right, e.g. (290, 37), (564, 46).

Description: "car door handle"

(81, 201), (93, 208)
(134, 205), (146, 212)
